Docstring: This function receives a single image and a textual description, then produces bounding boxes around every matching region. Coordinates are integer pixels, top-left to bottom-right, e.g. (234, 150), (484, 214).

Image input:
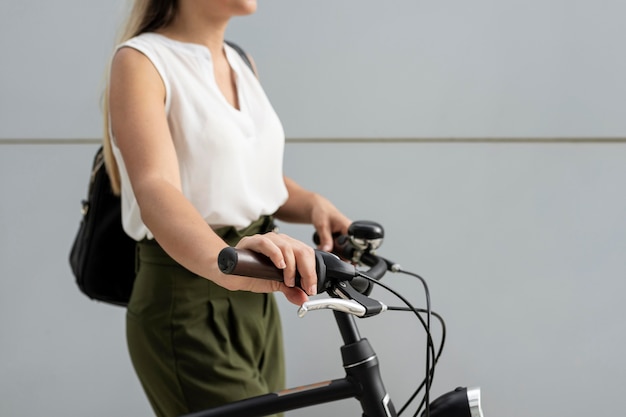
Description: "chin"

(239, 0), (258, 15)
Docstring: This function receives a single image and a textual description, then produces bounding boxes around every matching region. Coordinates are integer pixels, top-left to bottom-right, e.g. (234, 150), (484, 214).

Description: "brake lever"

(297, 298), (367, 318)
(333, 281), (387, 318)
(297, 282), (387, 318)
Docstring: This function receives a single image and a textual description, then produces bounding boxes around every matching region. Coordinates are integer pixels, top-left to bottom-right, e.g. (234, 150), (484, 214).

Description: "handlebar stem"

(333, 311), (362, 345)
(340, 336), (398, 417)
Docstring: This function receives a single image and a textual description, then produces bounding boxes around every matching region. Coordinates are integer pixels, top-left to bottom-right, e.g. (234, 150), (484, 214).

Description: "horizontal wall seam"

(1, 137), (626, 145)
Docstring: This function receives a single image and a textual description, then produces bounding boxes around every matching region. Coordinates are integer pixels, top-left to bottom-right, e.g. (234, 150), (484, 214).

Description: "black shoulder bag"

(69, 41), (256, 306)
(69, 147), (136, 305)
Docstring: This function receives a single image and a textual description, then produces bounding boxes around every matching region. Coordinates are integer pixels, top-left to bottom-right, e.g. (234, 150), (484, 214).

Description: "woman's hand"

(214, 233), (318, 306)
(275, 176), (351, 253)
(309, 194), (351, 252)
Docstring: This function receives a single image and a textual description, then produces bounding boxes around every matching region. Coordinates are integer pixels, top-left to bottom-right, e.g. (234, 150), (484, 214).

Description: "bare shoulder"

(110, 46), (164, 99)
(111, 47), (162, 84)
(112, 46), (152, 68)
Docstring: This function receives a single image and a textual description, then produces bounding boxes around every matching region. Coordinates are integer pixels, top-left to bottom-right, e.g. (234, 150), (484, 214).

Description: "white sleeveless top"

(110, 33), (288, 240)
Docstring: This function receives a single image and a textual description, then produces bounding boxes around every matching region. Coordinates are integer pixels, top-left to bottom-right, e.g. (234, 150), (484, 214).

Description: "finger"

(280, 285), (309, 306)
(279, 242), (297, 288)
(292, 244), (317, 295)
(256, 232), (299, 288)
(315, 222), (333, 252)
(267, 234), (316, 294)
(237, 235), (287, 270)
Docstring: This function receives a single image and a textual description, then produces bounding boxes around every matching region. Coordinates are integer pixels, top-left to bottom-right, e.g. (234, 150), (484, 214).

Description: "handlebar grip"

(218, 247), (285, 282)
(218, 247), (359, 295)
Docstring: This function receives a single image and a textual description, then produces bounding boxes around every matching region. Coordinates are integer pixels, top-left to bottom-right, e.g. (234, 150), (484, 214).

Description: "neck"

(158, 8), (230, 54)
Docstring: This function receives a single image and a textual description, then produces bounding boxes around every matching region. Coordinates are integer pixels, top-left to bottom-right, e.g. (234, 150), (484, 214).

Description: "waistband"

(212, 215), (277, 247)
(137, 215), (277, 266)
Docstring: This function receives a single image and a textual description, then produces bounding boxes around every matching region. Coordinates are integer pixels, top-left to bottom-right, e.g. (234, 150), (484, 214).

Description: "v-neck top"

(110, 33), (288, 240)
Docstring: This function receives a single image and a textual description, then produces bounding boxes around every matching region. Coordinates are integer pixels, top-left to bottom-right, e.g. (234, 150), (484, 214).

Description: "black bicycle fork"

(182, 311), (397, 417)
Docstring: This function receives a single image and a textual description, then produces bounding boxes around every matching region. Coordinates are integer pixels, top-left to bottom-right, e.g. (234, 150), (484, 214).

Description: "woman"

(103, 1), (351, 416)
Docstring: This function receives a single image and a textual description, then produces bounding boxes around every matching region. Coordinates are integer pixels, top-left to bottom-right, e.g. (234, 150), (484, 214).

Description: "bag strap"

(225, 40), (256, 76)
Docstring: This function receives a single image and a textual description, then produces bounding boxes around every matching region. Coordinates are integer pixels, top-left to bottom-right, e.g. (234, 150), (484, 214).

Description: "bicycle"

(181, 221), (484, 417)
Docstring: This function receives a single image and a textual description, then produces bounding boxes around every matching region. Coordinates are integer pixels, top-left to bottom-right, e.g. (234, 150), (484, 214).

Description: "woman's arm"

(108, 47), (316, 303)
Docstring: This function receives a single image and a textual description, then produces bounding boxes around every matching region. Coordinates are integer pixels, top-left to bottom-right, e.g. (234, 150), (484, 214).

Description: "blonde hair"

(103, 0), (178, 195)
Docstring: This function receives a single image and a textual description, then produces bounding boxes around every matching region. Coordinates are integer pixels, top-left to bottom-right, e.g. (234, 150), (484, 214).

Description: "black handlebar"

(217, 247), (362, 294)
(218, 222), (390, 317)
(218, 247), (287, 282)
(218, 224), (389, 296)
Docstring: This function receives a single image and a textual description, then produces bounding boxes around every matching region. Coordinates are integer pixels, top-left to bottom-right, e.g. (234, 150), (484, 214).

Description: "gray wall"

(1, 1), (625, 417)
(2, 0), (626, 139)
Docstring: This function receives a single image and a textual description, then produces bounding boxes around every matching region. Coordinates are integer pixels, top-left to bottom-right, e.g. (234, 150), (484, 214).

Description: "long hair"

(102, 0), (179, 195)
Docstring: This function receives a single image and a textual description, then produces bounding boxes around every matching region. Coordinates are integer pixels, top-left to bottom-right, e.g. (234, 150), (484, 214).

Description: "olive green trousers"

(126, 217), (284, 417)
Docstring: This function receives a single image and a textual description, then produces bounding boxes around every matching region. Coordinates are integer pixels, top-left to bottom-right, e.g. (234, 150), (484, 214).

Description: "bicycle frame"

(181, 310), (397, 417)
